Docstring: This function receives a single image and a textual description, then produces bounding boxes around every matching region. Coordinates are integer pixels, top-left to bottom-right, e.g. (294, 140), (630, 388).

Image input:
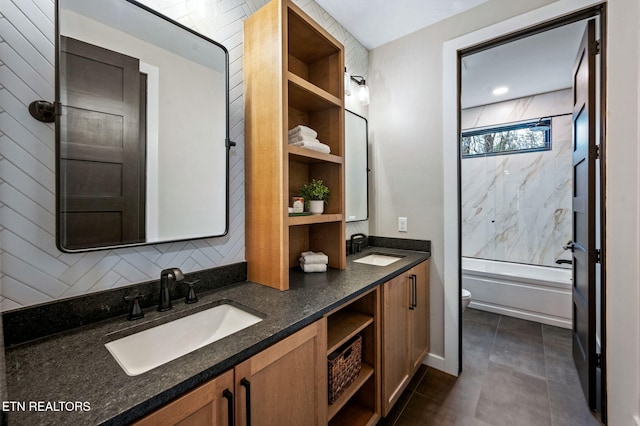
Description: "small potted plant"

(300, 179), (330, 214)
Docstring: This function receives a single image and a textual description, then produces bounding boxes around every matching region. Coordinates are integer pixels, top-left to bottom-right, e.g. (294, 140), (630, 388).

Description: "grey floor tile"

(497, 315), (544, 338)
(388, 313), (598, 426)
(548, 379), (601, 426)
(463, 308), (500, 328)
(394, 392), (483, 426)
(545, 351), (581, 387)
(475, 362), (552, 426)
(415, 368), (483, 417)
(542, 324), (573, 347)
(490, 328), (547, 377)
(463, 320), (497, 349)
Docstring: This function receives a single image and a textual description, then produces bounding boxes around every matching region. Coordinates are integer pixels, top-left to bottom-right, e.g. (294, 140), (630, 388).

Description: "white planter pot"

(309, 200), (324, 215)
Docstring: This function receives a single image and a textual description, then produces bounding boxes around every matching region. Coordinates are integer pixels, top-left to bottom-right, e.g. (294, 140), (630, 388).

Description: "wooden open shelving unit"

(326, 288), (380, 426)
(244, 0), (346, 291)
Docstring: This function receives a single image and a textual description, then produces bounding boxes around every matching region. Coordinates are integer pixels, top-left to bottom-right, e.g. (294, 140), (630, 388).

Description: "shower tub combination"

(462, 257), (572, 328)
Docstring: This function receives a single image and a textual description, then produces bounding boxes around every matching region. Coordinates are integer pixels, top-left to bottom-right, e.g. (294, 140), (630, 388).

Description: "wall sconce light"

(344, 68), (352, 97)
(350, 75), (370, 106)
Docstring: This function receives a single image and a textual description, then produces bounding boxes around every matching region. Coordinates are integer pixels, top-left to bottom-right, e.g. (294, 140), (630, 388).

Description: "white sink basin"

(105, 304), (263, 376)
(354, 254), (402, 266)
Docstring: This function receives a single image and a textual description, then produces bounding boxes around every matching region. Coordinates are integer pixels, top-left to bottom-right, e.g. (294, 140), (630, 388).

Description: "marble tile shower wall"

(461, 90), (572, 268)
(0, 0), (368, 310)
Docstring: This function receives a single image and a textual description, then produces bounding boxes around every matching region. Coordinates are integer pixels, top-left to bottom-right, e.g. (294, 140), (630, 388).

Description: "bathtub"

(462, 257), (572, 328)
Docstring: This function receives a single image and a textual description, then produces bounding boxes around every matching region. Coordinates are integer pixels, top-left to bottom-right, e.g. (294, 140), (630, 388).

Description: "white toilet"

(462, 288), (472, 311)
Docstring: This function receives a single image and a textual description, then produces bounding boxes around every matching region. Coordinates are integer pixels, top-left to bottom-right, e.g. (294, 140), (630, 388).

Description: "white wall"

(0, 0), (368, 310)
(605, 0), (640, 423)
(440, 0), (640, 423)
(368, 0), (558, 363)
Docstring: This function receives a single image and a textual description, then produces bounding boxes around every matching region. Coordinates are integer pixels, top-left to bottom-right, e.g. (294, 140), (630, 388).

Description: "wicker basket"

(328, 334), (363, 404)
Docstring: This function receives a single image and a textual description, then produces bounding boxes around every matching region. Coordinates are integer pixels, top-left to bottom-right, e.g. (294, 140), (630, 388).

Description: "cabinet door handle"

(222, 389), (234, 426)
(241, 378), (251, 426)
(411, 274), (418, 309)
(408, 275), (415, 310)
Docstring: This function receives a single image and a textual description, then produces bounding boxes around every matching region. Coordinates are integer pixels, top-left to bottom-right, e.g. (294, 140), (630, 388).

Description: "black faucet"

(350, 233), (367, 255)
(158, 268), (184, 312)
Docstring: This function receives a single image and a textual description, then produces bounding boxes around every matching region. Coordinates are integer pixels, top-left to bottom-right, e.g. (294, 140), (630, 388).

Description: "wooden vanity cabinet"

(133, 320), (327, 425)
(381, 260), (430, 416)
(235, 319), (327, 426)
(133, 369), (235, 426)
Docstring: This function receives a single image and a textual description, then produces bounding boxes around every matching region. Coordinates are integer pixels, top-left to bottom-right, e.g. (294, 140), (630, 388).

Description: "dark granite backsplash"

(347, 235), (430, 255)
(5, 238), (429, 347)
(3, 262), (247, 347)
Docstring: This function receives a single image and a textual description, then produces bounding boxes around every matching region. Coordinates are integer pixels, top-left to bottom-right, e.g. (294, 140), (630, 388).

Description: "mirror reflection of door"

(59, 36), (146, 249)
(57, 0), (230, 252)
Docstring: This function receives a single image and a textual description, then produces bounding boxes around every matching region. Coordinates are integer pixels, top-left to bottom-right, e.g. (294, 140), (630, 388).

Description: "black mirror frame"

(345, 109), (370, 223)
(54, 0), (232, 253)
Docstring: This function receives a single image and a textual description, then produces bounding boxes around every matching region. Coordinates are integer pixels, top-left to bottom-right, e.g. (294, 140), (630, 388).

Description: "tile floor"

(378, 308), (602, 426)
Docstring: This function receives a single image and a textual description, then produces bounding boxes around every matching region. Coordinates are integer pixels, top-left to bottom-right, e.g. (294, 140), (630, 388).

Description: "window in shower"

(461, 119), (551, 158)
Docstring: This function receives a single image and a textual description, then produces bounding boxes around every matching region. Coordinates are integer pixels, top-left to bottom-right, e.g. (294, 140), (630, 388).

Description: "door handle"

(562, 240), (575, 251)
(240, 378), (251, 426)
(222, 389), (234, 426)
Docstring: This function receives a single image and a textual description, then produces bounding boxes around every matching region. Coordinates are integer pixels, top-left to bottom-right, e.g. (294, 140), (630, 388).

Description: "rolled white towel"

(288, 125), (317, 138)
(299, 251), (329, 265)
(300, 262), (327, 273)
(291, 140), (331, 154)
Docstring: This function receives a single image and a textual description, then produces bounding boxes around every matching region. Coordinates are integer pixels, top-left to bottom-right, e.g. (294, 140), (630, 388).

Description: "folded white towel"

(288, 125), (317, 139)
(299, 251), (329, 265)
(300, 262), (327, 273)
(290, 140), (331, 154)
(288, 134), (319, 143)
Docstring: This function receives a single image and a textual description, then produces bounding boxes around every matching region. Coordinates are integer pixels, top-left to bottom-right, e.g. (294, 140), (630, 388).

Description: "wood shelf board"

(288, 145), (343, 164)
(288, 213), (343, 226)
(327, 363), (374, 421)
(287, 4), (341, 64)
(288, 73), (342, 112)
(328, 398), (378, 426)
(327, 310), (374, 354)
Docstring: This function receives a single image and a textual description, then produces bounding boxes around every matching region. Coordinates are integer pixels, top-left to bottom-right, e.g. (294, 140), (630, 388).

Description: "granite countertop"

(5, 247), (429, 425)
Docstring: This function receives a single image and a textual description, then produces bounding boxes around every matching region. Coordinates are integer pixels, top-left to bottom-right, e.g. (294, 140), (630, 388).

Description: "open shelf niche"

(245, 0), (346, 290)
(325, 287), (380, 425)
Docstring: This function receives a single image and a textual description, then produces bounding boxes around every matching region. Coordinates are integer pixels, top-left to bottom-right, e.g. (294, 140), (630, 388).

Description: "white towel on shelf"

(300, 262), (327, 273)
(300, 251), (329, 265)
(290, 140), (331, 154)
(288, 125), (317, 139)
(288, 134), (319, 143)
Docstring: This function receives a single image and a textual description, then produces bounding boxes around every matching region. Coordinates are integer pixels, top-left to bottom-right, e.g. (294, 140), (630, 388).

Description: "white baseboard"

(423, 352), (453, 375)
(469, 301), (572, 329)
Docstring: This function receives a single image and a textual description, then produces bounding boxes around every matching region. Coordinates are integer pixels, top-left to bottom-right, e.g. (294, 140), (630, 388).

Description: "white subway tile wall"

(0, 0), (368, 310)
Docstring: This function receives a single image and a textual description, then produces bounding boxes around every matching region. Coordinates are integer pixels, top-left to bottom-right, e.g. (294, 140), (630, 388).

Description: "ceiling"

(315, 0), (488, 50)
(315, 2), (589, 109)
(461, 20), (588, 108)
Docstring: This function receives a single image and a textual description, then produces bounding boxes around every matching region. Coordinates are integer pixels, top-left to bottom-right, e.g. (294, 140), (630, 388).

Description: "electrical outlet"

(398, 217), (408, 232)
